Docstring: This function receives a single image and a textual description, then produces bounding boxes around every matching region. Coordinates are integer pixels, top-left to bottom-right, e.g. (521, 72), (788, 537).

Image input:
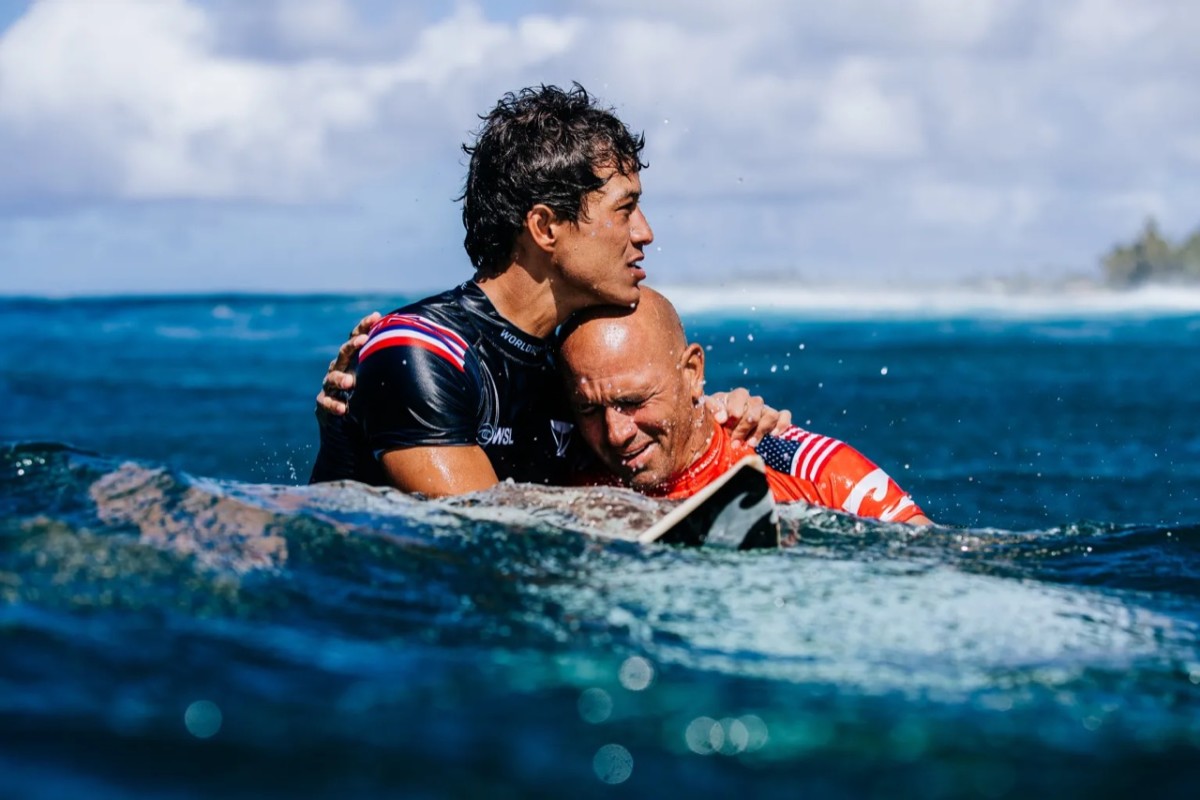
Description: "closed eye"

(573, 397), (647, 416)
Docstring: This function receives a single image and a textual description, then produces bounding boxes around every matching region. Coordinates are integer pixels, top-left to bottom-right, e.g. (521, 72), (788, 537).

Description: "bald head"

(557, 287), (710, 489)
(558, 287), (687, 368)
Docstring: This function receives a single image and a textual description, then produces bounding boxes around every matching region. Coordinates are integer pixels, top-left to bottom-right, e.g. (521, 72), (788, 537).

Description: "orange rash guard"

(583, 419), (925, 523)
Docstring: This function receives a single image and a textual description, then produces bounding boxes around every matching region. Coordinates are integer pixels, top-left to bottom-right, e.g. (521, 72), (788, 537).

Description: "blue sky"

(2, 0), (1197, 296)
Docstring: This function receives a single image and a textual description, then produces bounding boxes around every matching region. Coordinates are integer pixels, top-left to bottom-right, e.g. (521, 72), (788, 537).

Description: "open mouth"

(617, 442), (653, 471)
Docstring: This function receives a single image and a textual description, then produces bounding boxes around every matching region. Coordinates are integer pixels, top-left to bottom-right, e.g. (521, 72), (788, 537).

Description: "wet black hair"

(459, 83), (648, 277)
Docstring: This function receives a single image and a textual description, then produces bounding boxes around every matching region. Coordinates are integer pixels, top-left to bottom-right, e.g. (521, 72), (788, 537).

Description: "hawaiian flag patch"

(755, 426), (846, 483)
(359, 314), (469, 372)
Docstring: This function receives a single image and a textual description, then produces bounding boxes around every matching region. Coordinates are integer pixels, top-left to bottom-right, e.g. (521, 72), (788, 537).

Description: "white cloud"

(0, 0), (580, 203)
(1048, 0), (1165, 58)
(910, 180), (1045, 231)
(270, 0), (361, 52)
(0, 0), (1198, 292)
(809, 58), (925, 159)
(907, 0), (1003, 48)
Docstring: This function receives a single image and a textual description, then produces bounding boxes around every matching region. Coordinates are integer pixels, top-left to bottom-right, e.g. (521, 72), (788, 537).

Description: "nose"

(631, 208), (653, 247)
(603, 406), (637, 449)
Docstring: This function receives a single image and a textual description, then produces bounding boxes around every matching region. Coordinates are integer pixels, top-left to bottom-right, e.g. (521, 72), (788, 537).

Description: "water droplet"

(685, 717), (720, 755)
(618, 656), (654, 691)
(593, 744), (633, 784)
(578, 688), (613, 723)
(720, 718), (750, 754)
(184, 700), (222, 739)
(880, 366), (889, 375)
(738, 715), (769, 751)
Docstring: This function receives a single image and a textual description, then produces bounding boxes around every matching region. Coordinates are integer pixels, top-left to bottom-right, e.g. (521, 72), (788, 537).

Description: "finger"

(773, 409), (793, 434)
(723, 387), (751, 416)
(727, 399), (761, 444)
(747, 409), (781, 447)
(322, 370), (355, 394)
(353, 311), (382, 337)
(703, 393), (729, 424)
(332, 334), (369, 371)
(736, 393), (770, 444)
(315, 391), (348, 417)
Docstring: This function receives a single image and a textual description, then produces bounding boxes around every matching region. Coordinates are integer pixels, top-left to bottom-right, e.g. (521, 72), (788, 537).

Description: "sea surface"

(3, 287), (1200, 798)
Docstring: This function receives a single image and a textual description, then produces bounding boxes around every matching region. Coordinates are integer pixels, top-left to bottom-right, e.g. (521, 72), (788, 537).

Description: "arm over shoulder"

(356, 313), (498, 495)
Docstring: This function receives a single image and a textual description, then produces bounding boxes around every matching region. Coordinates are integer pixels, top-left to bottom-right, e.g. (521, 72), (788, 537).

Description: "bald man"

(557, 288), (932, 525)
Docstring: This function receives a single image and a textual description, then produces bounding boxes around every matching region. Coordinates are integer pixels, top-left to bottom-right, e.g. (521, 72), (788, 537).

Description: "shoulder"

(359, 311), (472, 373)
(755, 426), (924, 521)
(349, 291), (487, 448)
(754, 426), (847, 482)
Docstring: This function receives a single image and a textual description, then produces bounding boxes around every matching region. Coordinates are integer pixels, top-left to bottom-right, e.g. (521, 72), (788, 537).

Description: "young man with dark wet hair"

(460, 86), (648, 281)
(557, 288), (932, 524)
(310, 84), (782, 496)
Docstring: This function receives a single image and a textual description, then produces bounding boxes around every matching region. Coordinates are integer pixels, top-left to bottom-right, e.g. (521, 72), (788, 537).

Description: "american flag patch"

(359, 314), (469, 372)
(755, 426), (845, 483)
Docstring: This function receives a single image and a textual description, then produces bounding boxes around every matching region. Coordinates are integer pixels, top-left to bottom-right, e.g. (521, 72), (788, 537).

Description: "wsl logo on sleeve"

(476, 424), (513, 446)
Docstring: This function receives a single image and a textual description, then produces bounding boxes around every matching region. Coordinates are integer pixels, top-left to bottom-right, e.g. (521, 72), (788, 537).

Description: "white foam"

(656, 282), (1200, 319)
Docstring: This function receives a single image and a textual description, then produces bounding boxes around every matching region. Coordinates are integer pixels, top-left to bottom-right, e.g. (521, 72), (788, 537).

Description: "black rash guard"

(308, 281), (592, 487)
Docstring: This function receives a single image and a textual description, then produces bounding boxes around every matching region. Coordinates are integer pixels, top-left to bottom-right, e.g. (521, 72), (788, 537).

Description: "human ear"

(525, 204), (558, 254)
(680, 343), (705, 402)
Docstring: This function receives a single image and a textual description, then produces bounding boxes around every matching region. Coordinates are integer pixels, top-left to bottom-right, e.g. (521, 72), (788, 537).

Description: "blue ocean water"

(2, 292), (1199, 798)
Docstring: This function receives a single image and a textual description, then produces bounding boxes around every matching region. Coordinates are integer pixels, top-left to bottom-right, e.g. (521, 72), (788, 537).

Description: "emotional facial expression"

(564, 332), (706, 489)
(554, 170), (654, 310)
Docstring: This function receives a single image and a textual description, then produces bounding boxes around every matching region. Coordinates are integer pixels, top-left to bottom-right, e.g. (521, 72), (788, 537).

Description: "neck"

(475, 240), (606, 338)
(474, 269), (559, 338)
(682, 408), (719, 471)
(655, 409), (719, 489)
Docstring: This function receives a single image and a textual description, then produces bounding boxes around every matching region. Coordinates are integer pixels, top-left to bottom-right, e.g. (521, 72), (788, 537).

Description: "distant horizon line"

(6, 280), (1200, 319)
(0, 271), (1156, 302)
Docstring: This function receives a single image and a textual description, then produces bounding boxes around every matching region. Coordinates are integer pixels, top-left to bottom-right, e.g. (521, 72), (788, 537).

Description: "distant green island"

(1103, 218), (1200, 286)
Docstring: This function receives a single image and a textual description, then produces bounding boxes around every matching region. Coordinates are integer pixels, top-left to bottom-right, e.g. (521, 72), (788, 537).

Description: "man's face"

(554, 170), (654, 309)
(563, 333), (706, 489)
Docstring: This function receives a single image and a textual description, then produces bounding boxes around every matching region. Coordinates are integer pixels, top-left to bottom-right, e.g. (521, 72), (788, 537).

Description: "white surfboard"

(638, 455), (780, 549)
